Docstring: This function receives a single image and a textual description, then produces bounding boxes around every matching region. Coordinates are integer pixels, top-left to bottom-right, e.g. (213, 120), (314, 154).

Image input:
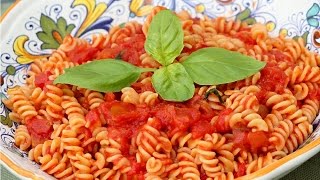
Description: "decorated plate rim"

(0, 0), (320, 180)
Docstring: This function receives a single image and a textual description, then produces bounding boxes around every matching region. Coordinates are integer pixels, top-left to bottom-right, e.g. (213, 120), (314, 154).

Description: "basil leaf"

(145, 10), (184, 66)
(182, 47), (266, 85)
(54, 60), (143, 92)
(152, 63), (194, 102)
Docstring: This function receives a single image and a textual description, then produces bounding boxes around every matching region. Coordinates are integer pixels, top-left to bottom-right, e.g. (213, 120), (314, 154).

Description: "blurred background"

(1, 0), (13, 14)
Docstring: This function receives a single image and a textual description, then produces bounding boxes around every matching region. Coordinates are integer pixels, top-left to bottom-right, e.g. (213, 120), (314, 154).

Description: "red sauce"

(86, 101), (150, 155)
(247, 131), (269, 152)
(67, 46), (99, 64)
(307, 88), (320, 100)
(235, 162), (247, 178)
(233, 129), (250, 150)
(96, 34), (146, 66)
(266, 49), (292, 63)
(257, 63), (287, 93)
(233, 128), (269, 152)
(187, 95), (216, 121)
(200, 172), (208, 180)
(104, 92), (116, 102)
(255, 89), (268, 104)
(214, 108), (233, 133)
(85, 108), (102, 132)
(191, 121), (215, 139)
(127, 157), (146, 180)
(131, 79), (155, 93)
(234, 31), (256, 46)
(34, 71), (52, 89)
(151, 103), (200, 137)
(26, 117), (52, 144)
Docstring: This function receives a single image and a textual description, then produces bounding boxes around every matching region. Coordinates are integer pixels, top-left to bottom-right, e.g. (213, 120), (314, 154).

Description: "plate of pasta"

(1, 0), (320, 180)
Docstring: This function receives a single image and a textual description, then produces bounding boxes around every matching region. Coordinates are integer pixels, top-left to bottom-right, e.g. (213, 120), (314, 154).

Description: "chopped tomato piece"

(257, 104), (269, 119)
(151, 103), (201, 137)
(214, 108), (233, 133)
(98, 101), (148, 126)
(233, 129), (250, 150)
(255, 89), (268, 104)
(257, 63), (288, 93)
(235, 162), (246, 178)
(89, 101), (150, 155)
(97, 34), (146, 66)
(104, 92), (115, 102)
(85, 108), (101, 132)
(95, 46), (122, 59)
(191, 121), (215, 139)
(248, 131), (269, 152)
(67, 46), (99, 64)
(266, 49), (292, 62)
(34, 71), (52, 89)
(26, 117), (52, 141)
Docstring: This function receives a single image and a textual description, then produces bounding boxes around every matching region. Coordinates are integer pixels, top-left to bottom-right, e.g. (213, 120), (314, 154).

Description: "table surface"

(0, 1), (319, 180)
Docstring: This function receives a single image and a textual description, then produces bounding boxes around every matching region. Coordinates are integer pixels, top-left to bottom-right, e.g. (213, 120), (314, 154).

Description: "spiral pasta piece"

(104, 139), (131, 173)
(61, 95), (86, 131)
(176, 147), (200, 180)
(288, 64), (320, 84)
(302, 99), (320, 123)
(283, 121), (313, 154)
(213, 17), (247, 35)
(45, 85), (63, 121)
(14, 125), (32, 151)
(121, 87), (140, 105)
(145, 157), (166, 178)
(246, 153), (273, 175)
(7, 88), (37, 123)
(225, 91), (259, 113)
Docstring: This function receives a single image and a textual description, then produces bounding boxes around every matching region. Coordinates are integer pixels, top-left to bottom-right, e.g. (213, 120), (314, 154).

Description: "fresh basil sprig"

(54, 60), (154, 92)
(181, 48), (266, 85)
(145, 10), (184, 66)
(152, 63), (194, 101)
(54, 9), (266, 102)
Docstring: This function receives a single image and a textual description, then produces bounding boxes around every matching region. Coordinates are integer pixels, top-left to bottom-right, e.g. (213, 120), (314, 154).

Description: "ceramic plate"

(1, 0), (320, 179)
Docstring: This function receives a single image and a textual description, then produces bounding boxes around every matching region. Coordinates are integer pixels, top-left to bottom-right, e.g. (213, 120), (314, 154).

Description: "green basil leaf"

(54, 60), (144, 92)
(182, 47), (266, 85)
(152, 63), (194, 102)
(145, 10), (184, 66)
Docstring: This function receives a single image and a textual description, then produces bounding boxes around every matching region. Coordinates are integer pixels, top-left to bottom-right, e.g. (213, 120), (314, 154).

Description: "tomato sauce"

(26, 117), (52, 145)
(307, 88), (320, 100)
(234, 31), (257, 46)
(214, 108), (233, 133)
(235, 162), (247, 178)
(86, 101), (150, 155)
(265, 49), (292, 63)
(127, 157), (146, 180)
(67, 46), (99, 64)
(233, 128), (269, 153)
(257, 63), (287, 93)
(255, 89), (268, 104)
(34, 71), (52, 89)
(96, 34), (146, 66)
